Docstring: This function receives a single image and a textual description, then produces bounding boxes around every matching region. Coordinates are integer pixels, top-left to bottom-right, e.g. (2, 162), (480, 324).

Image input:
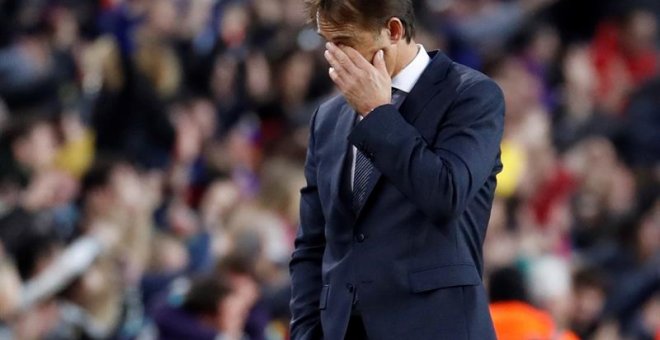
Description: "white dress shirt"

(351, 45), (431, 190)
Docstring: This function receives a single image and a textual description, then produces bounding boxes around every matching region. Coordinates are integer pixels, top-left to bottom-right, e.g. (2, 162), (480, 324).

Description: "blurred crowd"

(0, 0), (658, 339)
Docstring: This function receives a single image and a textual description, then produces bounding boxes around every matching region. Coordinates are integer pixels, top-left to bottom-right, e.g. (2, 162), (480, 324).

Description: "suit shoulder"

(447, 62), (502, 98)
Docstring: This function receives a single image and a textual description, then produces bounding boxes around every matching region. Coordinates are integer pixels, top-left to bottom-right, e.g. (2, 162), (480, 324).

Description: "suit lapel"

(354, 50), (452, 219)
(398, 51), (451, 125)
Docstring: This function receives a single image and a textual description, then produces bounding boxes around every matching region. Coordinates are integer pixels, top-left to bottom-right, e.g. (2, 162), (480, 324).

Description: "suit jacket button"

(346, 283), (354, 293)
(356, 233), (366, 242)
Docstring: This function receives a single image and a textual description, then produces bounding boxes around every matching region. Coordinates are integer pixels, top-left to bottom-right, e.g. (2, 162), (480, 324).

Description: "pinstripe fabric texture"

(352, 88), (405, 213)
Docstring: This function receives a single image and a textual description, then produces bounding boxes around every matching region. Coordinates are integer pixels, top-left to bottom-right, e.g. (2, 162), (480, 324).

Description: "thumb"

(374, 50), (387, 74)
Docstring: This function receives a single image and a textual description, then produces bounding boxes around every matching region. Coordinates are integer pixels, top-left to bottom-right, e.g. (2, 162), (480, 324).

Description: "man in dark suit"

(289, 1), (504, 339)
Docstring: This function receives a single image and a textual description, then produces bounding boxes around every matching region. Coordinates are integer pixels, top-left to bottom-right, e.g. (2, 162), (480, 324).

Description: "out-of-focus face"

(280, 50), (314, 104)
(622, 10), (658, 53)
(13, 122), (57, 171)
(220, 4), (250, 46)
(29, 123), (57, 170)
(571, 286), (605, 326)
(638, 201), (660, 259)
(108, 163), (142, 209)
(149, 0), (178, 36)
(317, 15), (398, 77)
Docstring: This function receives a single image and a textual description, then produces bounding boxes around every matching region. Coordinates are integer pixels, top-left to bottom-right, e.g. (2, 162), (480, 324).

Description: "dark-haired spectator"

(153, 269), (258, 340)
(570, 268), (608, 339)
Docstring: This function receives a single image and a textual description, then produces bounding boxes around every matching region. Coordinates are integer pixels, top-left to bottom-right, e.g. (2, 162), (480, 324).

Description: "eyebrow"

(316, 32), (355, 44)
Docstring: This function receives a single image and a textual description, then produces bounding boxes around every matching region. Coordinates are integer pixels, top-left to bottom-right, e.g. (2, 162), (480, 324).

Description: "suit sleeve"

(347, 79), (505, 225)
(289, 108), (326, 340)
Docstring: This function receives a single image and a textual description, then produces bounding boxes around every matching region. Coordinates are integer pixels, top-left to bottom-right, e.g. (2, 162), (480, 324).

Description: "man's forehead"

(316, 13), (359, 40)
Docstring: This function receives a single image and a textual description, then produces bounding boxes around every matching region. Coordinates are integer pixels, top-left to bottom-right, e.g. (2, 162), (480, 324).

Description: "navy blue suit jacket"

(289, 50), (504, 340)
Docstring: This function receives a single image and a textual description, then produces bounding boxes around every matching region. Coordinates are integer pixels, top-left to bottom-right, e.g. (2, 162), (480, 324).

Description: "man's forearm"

(347, 80), (505, 225)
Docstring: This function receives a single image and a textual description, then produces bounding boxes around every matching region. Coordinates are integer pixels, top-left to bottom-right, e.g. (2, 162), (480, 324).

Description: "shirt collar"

(391, 44), (431, 93)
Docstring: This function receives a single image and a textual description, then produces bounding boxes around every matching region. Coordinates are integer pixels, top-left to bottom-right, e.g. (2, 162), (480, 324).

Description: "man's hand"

(324, 42), (391, 116)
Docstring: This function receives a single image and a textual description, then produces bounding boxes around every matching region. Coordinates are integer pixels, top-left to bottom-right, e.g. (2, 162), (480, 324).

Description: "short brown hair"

(306, 0), (416, 43)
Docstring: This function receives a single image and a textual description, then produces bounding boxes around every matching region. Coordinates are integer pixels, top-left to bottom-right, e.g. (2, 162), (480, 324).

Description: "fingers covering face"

(342, 46), (372, 69)
(328, 67), (345, 88)
(325, 43), (359, 76)
(324, 42), (381, 92)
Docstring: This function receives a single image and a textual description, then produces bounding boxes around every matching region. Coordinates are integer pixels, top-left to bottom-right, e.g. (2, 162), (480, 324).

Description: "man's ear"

(386, 17), (405, 44)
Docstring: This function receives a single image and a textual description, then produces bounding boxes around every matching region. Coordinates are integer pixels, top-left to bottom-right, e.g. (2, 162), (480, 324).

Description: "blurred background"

(0, 0), (658, 339)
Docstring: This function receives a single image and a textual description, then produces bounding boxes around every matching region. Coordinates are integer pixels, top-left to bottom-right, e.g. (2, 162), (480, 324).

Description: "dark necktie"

(352, 88), (404, 213)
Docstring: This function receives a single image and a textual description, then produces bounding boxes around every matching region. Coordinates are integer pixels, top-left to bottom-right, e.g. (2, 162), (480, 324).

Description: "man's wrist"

(360, 102), (391, 117)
